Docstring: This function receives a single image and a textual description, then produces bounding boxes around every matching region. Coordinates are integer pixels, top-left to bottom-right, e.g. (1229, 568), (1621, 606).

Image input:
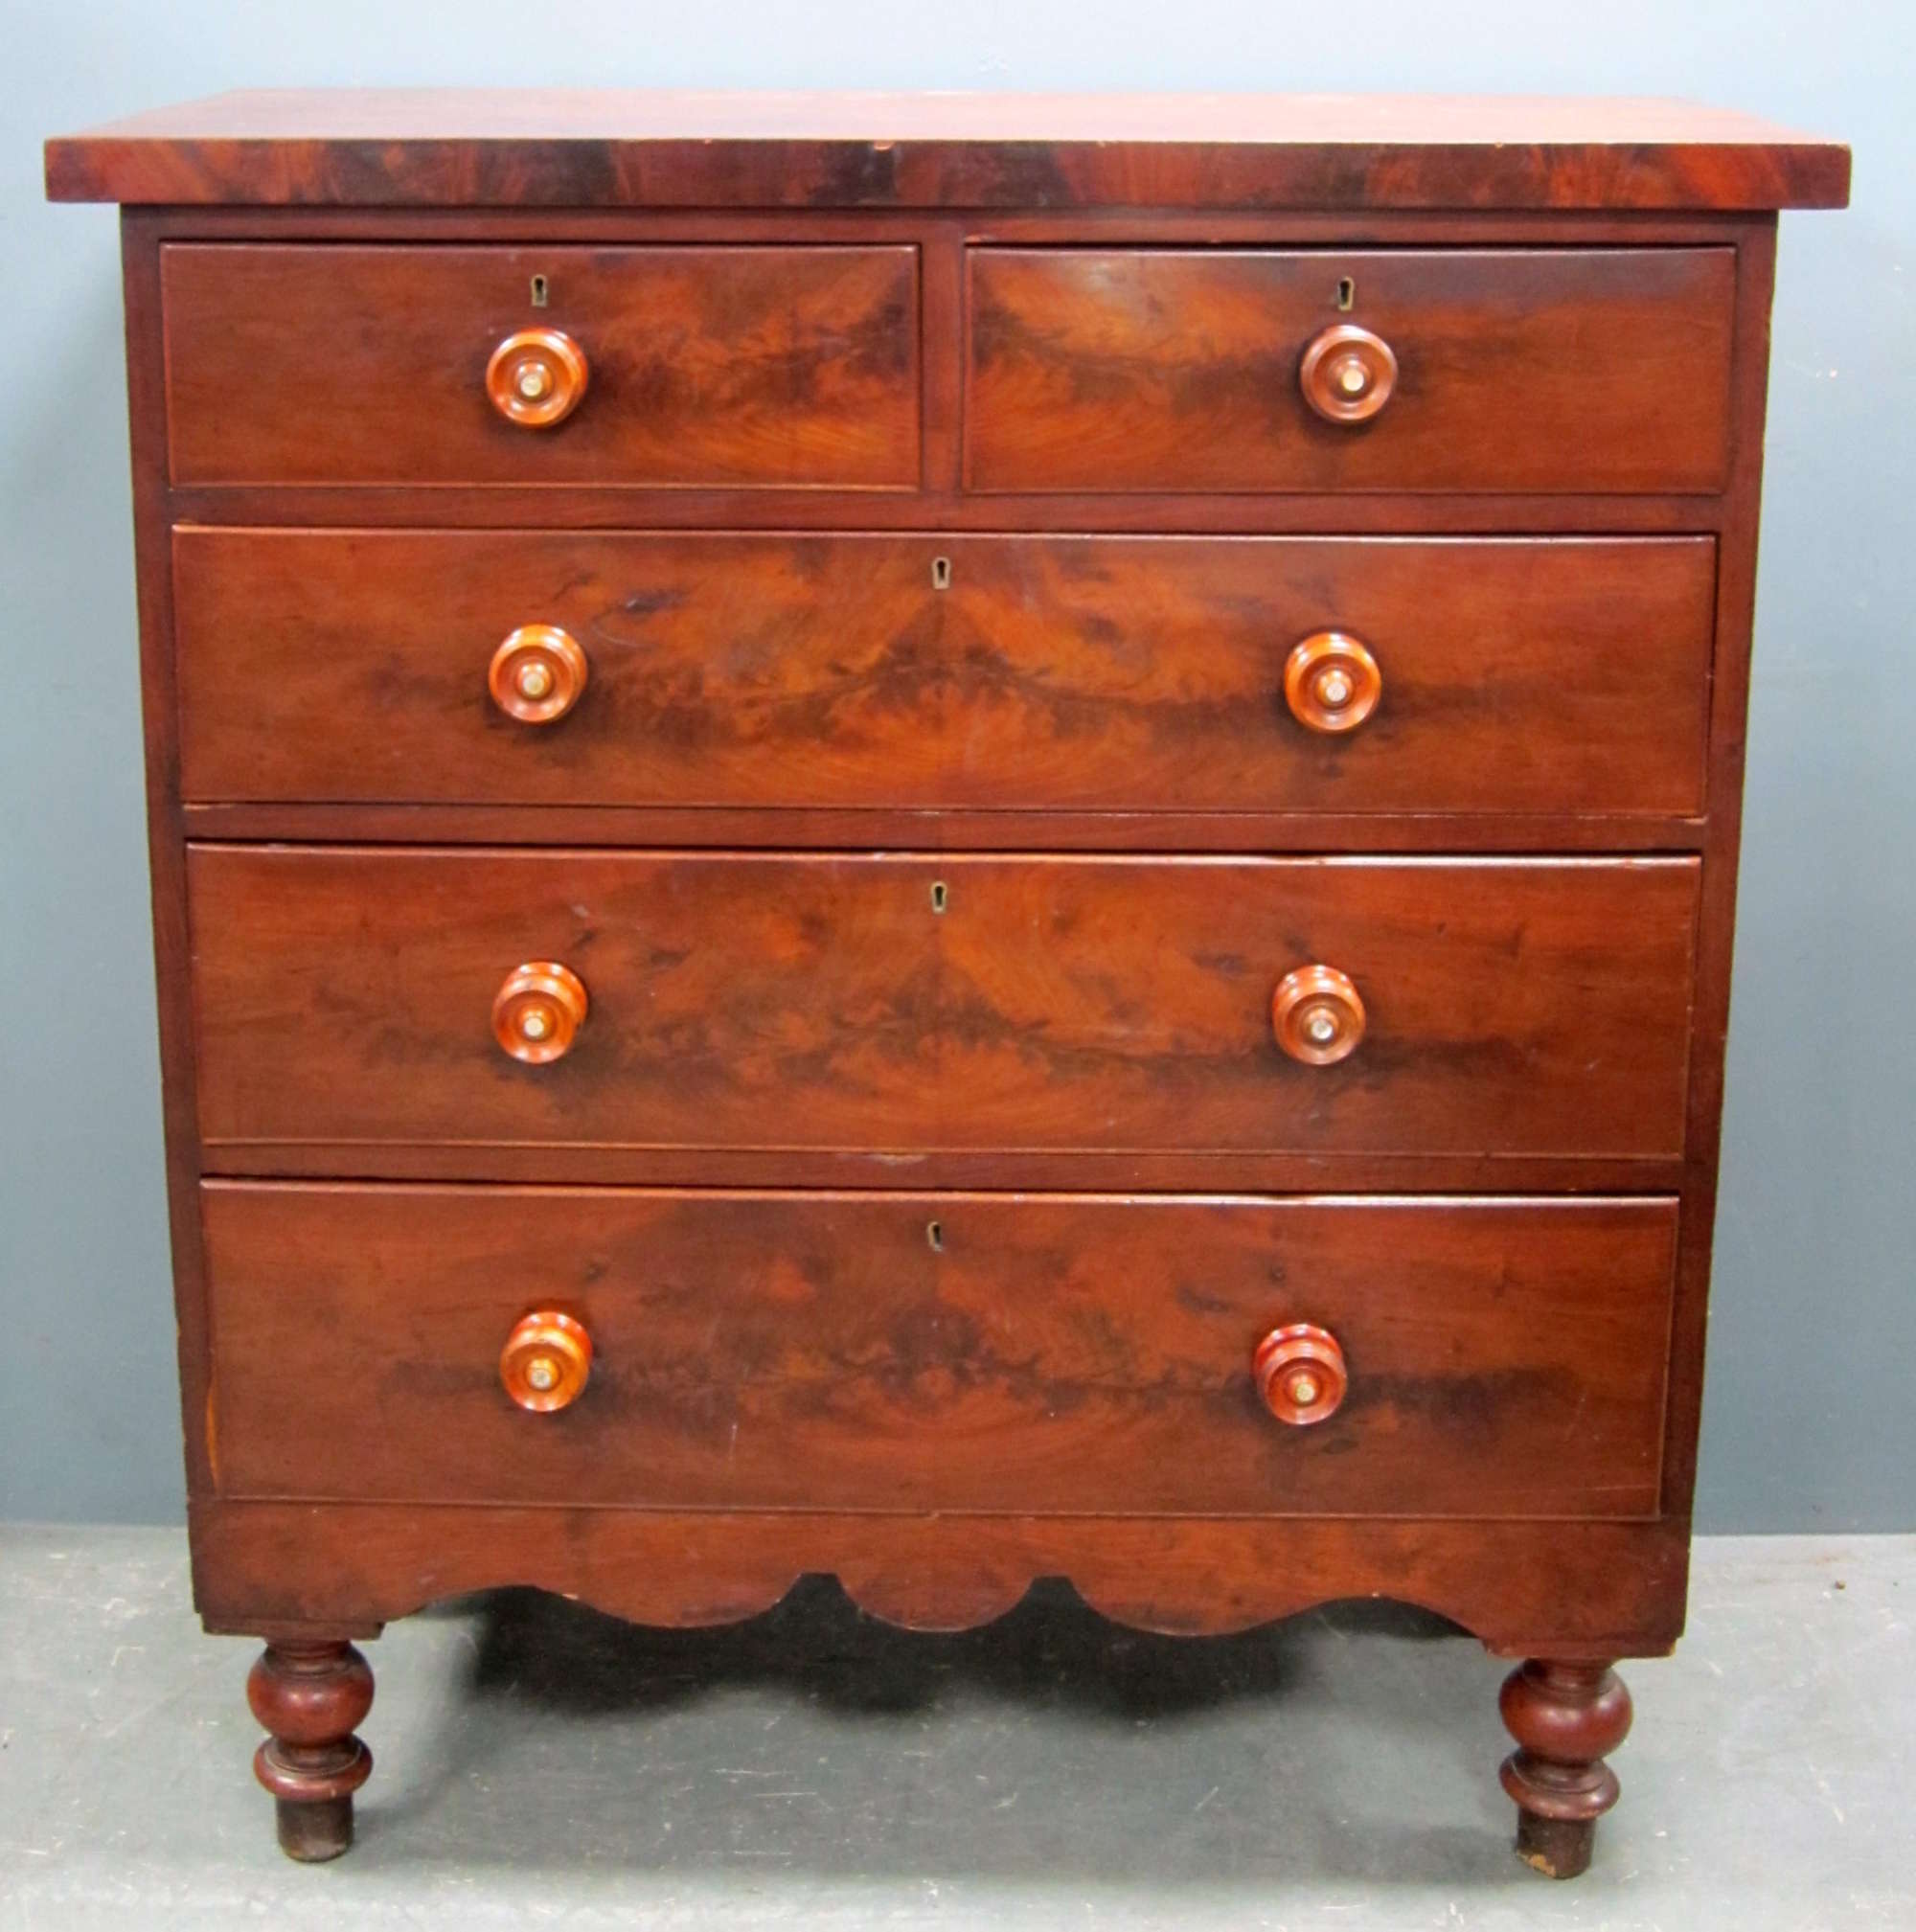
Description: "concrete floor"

(0, 1530), (1909, 1930)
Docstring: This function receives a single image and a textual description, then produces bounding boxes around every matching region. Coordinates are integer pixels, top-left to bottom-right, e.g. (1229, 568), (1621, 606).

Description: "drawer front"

(967, 248), (1734, 493)
(162, 243), (920, 488)
(188, 849), (1699, 1160)
(175, 530), (1715, 816)
(201, 1184), (1677, 1519)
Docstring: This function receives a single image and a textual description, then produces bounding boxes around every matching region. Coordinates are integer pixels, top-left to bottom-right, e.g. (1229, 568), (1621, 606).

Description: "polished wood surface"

(171, 531), (1717, 816)
(44, 91), (1851, 210)
(201, 1185), (1676, 1519)
(162, 244), (920, 487)
(967, 248), (1735, 493)
(185, 848), (1699, 1163)
(54, 91), (1845, 1873)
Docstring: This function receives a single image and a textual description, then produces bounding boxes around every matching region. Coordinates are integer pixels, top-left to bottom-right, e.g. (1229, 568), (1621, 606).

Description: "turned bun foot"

(1498, 1658), (1632, 1879)
(247, 1640), (375, 1861)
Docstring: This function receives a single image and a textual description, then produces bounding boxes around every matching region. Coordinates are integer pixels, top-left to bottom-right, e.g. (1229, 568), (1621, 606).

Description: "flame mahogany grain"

(966, 247), (1735, 494)
(171, 531), (1717, 818)
(161, 243), (920, 489)
(42, 90), (1852, 212)
(184, 848), (1700, 1166)
(200, 1185), (1676, 1519)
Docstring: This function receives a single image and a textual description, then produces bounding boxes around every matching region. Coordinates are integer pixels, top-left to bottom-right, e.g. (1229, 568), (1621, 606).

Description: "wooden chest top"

(46, 89), (1848, 210)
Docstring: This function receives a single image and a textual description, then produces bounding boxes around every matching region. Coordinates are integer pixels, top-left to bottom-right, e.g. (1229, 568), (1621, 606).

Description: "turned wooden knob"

(1285, 631), (1382, 733)
(500, 1309), (592, 1412)
(1300, 324), (1397, 423)
(491, 961), (587, 1064)
(1253, 1323), (1348, 1425)
(486, 328), (589, 428)
(1271, 964), (1366, 1065)
(489, 625), (588, 724)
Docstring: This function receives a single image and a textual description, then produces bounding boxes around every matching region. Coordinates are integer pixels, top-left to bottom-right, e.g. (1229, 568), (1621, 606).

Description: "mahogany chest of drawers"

(47, 91), (1848, 1878)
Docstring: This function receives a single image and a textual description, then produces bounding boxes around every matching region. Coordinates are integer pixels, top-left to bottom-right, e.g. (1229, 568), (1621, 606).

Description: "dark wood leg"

(1497, 1658), (1632, 1879)
(246, 1639), (375, 1861)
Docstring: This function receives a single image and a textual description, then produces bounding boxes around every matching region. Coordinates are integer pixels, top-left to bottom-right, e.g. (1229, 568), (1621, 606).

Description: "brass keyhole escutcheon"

(930, 880), (948, 914)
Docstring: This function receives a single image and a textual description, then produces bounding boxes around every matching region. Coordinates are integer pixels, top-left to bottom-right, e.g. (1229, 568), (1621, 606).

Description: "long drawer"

(173, 530), (1717, 816)
(200, 1184), (1678, 1519)
(187, 849), (1699, 1160)
(161, 243), (921, 488)
(966, 247), (1735, 493)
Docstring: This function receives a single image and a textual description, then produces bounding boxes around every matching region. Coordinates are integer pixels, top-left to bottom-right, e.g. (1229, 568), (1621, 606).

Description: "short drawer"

(187, 849), (1699, 1161)
(966, 248), (1735, 493)
(161, 243), (920, 488)
(174, 530), (1716, 816)
(201, 1184), (1677, 1519)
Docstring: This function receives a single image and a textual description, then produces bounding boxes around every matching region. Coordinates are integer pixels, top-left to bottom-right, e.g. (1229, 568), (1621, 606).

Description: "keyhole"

(926, 1220), (945, 1252)
(530, 274), (550, 307)
(930, 880), (948, 914)
(931, 556), (952, 590)
(1336, 276), (1356, 311)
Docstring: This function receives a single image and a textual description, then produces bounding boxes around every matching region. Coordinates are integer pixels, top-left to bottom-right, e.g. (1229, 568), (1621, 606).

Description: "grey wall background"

(3, 1), (1909, 1529)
